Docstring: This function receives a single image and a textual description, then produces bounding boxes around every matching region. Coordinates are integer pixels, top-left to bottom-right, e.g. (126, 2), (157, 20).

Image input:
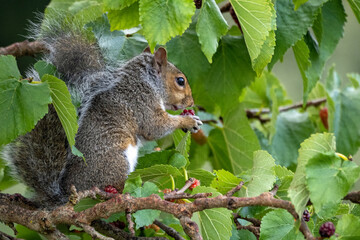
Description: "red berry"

(319, 222), (335, 238)
(189, 179), (200, 190)
(162, 188), (172, 194)
(180, 109), (195, 116)
(319, 107), (329, 130)
(104, 185), (118, 194)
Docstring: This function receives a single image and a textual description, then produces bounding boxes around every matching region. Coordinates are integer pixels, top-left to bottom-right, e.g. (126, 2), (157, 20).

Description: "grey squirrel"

(2, 18), (202, 208)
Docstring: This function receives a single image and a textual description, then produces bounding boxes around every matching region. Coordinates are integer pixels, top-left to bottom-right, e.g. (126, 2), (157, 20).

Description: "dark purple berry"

(194, 0), (202, 9)
(302, 210), (310, 222)
(319, 222), (335, 238)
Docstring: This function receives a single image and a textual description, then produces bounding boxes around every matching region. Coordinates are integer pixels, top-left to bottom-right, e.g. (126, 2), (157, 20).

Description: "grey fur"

(2, 18), (202, 208)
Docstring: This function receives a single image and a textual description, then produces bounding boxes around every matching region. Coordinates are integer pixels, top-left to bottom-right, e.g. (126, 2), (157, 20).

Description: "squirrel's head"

(151, 47), (194, 110)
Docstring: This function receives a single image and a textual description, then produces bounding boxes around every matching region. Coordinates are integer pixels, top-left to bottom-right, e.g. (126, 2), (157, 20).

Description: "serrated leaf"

(211, 169), (242, 195)
(0, 75), (51, 146)
(259, 209), (305, 240)
(306, 152), (360, 216)
(108, 2), (140, 31)
(123, 175), (142, 194)
(288, 133), (336, 217)
(128, 164), (182, 189)
(348, 0), (360, 24)
(191, 187), (232, 240)
(42, 75), (79, 155)
(336, 214), (360, 239)
(270, 111), (316, 170)
(196, 0), (228, 63)
(131, 182), (162, 229)
(0, 55), (21, 80)
(269, 0), (328, 70)
(88, 15), (148, 62)
(139, 0), (195, 51)
(229, 0), (276, 74)
(244, 150), (276, 197)
(208, 104), (260, 174)
(169, 153), (187, 169)
(301, 0), (346, 102)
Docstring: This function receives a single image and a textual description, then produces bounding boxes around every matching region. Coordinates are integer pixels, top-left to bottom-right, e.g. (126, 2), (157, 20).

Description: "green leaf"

(269, 0), (328, 70)
(293, 0), (310, 10)
(191, 187), (232, 240)
(88, 15), (148, 62)
(169, 153), (187, 169)
(108, 2), (140, 31)
(244, 150), (276, 197)
(0, 166), (18, 190)
(288, 133), (336, 217)
(42, 75), (79, 156)
(196, 0), (228, 63)
(131, 182), (162, 228)
(187, 169), (215, 187)
(210, 169), (242, 195)
(229, 0), (276, 75)
(347, 73), (360, 88)
(34, 60), (57, 78)
(0, 55), (21, 80)
(74, 198), (101, 212)
(259, 209), (305, 240)
(139, 0), (195, 50)
(301, 0), (346, 102)
(208, 104), (260, 174)
(306, 152), (360, 217)
(347, 0), (360, 24)
(270, 111), (316, 170)
(128, 164), (182, 189)
(327, 69), (360, 156)
(123, 175), (142, 194)
(336, 214), (360, 239)
(104, 0), (138, 10)
(174, 130), (191, 162)
(136, 150), (182, 169)
(0, 77), (51, 146)
(274, 165), (294, 179)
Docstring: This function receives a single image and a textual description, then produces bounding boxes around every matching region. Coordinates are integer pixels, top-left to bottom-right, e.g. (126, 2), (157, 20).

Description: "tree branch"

(0, 40), (47, 57)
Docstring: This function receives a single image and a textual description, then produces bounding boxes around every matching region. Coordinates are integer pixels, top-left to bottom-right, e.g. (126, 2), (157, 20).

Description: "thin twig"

(226, 181), (244, 197)
(232, 213), (261, 227)
(126, 210), (135, 237)
(164, 192), (212, 200)
(154, 220), (186, 240)
(177, 178), (196, 194)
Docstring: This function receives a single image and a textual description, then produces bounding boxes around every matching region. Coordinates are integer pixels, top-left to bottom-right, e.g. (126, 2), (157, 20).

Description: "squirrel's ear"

(154, 47), (167, 73)
(143, 46), (151, 53)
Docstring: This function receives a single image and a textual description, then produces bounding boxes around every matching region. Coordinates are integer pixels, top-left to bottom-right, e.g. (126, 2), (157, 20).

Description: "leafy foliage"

(2, 0), (360, 239)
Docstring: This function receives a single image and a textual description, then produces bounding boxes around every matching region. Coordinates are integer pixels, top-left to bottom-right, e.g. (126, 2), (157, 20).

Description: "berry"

(194, 0), (202, 9)
(302, 210), (310, 222)
(162, 188), (172, 194)
(104, 185), (118, 194)
(319, 222), (335, 238)
(189, 179), (200, 190)
(319, 107), (329, 130)
(180, 109), (195, 116)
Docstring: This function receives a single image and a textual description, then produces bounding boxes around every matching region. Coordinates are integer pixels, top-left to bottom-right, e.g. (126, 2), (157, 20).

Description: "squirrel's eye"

(176, 77), (185, 86)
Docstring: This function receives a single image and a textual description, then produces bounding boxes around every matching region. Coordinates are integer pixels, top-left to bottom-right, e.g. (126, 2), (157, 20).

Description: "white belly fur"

(125, 144), (139, 173)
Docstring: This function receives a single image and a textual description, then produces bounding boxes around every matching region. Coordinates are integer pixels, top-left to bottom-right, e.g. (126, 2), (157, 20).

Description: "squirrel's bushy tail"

(2, 14), (106, 208)
(31, 12), (104, 82)
(3, 106), (69, 207)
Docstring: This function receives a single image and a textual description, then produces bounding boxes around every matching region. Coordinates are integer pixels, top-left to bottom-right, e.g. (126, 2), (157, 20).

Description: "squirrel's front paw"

(182, 115), (203, 133)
